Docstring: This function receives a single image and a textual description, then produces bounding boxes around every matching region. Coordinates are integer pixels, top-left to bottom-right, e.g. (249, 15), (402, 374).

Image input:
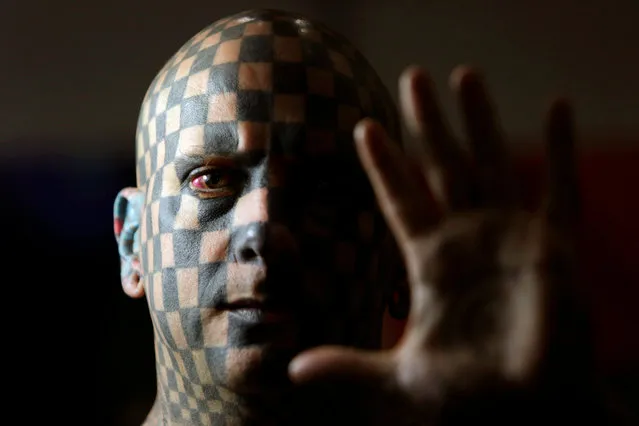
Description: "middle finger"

(399, 66), (472, 211)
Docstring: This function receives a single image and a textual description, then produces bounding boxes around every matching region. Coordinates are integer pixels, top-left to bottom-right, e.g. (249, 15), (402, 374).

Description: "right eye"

(191, 169), (231, 189)
(187, 168), (239, 198)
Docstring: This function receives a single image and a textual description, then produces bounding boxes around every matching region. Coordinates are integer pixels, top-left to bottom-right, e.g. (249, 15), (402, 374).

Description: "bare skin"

(114, 10), (623, 424)
(289, 66), (607, 424)
(114, 10), (404, 425)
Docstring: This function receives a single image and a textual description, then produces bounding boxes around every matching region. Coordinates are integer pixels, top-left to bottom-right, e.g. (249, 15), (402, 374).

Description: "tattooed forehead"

(135, 8), (398, 189)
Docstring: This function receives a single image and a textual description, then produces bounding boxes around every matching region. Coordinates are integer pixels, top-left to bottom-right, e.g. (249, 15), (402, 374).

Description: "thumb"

(288, 345), (395, 386)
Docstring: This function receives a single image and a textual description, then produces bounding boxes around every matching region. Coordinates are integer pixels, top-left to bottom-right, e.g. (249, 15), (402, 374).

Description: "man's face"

(134, 11), (398, 394)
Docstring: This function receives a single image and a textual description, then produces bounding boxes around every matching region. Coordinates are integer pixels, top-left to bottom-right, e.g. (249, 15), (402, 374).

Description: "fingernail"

(354, 118), (378, 144)
(354, 120), (367, 142)
(401, 66), (429, 94)
(288, 355), (310, 382)
(449, 65), (479, 90)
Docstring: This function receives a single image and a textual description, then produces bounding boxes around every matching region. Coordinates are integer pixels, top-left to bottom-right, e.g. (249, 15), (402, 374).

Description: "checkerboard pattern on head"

(135, 9), (399, 189)
(132, 9), (401, 425)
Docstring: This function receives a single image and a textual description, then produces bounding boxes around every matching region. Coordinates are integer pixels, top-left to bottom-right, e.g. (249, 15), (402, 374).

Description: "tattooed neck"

(144, 339), (247, 426)
(144, 338), (383, 426)
(145, 338), (311, 426)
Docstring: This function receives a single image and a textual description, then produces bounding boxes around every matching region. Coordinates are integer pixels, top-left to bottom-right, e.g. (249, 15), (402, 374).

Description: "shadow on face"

(125, 8), (402, 394)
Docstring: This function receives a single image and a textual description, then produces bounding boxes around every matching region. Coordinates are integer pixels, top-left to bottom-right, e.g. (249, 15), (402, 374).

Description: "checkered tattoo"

(128, 9), (401, 425)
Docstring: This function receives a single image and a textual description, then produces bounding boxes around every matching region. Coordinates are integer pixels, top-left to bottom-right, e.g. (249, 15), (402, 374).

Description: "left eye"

(189, 169), (233, 191)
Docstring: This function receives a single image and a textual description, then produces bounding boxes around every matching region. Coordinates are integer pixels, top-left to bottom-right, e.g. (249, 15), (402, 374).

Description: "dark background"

(1, 0), (637, 424)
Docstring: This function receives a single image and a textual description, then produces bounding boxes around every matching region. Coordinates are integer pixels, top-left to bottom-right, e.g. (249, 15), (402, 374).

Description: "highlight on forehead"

(135, 8), (399, 188)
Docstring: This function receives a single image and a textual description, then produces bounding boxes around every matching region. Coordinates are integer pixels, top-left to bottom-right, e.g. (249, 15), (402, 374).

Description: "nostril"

(239, 247), (258, 261)
(234, 223), (268, 262)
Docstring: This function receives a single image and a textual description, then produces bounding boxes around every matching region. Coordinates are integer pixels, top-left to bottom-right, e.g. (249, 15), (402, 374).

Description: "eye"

(188, 168), (239, 197)
(191, 170), (229, 189)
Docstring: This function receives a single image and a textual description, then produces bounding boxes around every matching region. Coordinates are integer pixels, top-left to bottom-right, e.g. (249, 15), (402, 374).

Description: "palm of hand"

(290, 66), (589, 422)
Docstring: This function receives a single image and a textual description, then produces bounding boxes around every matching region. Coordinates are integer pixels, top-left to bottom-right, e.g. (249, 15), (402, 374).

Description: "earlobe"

(114, 187), (145, 299)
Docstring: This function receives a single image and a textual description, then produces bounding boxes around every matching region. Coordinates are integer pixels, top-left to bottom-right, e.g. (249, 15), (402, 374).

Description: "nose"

(232, 221), (299, 264)
(234, 222), (268, 263)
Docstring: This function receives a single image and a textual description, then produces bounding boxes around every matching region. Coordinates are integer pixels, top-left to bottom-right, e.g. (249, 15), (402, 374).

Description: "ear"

(113, 187), (145, 298)
(379, 233), (410, 320)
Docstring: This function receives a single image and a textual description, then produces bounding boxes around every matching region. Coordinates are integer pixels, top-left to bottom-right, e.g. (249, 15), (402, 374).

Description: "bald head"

(116, 9), (402, 422)
(135, 8), (399, 188)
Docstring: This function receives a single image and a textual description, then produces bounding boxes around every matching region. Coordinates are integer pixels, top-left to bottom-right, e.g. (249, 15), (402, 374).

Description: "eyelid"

(183, 165), (246, 198)
(182, 166), (224, 189)
(176, 155), (237, 183)
(179, 157), (237, 187)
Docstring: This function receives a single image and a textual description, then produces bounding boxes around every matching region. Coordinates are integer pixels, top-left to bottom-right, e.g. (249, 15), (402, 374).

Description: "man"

(114, 8), (611, 426)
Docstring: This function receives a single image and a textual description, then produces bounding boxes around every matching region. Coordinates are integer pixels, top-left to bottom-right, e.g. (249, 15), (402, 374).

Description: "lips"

(220, 298), (294, 323)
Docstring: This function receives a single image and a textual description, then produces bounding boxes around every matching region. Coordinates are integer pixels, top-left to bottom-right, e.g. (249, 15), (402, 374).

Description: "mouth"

(219, 299), (294, 323)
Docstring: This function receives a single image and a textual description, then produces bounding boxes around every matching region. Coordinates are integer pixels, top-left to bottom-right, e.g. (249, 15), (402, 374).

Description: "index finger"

(354, 119), (438, 246)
